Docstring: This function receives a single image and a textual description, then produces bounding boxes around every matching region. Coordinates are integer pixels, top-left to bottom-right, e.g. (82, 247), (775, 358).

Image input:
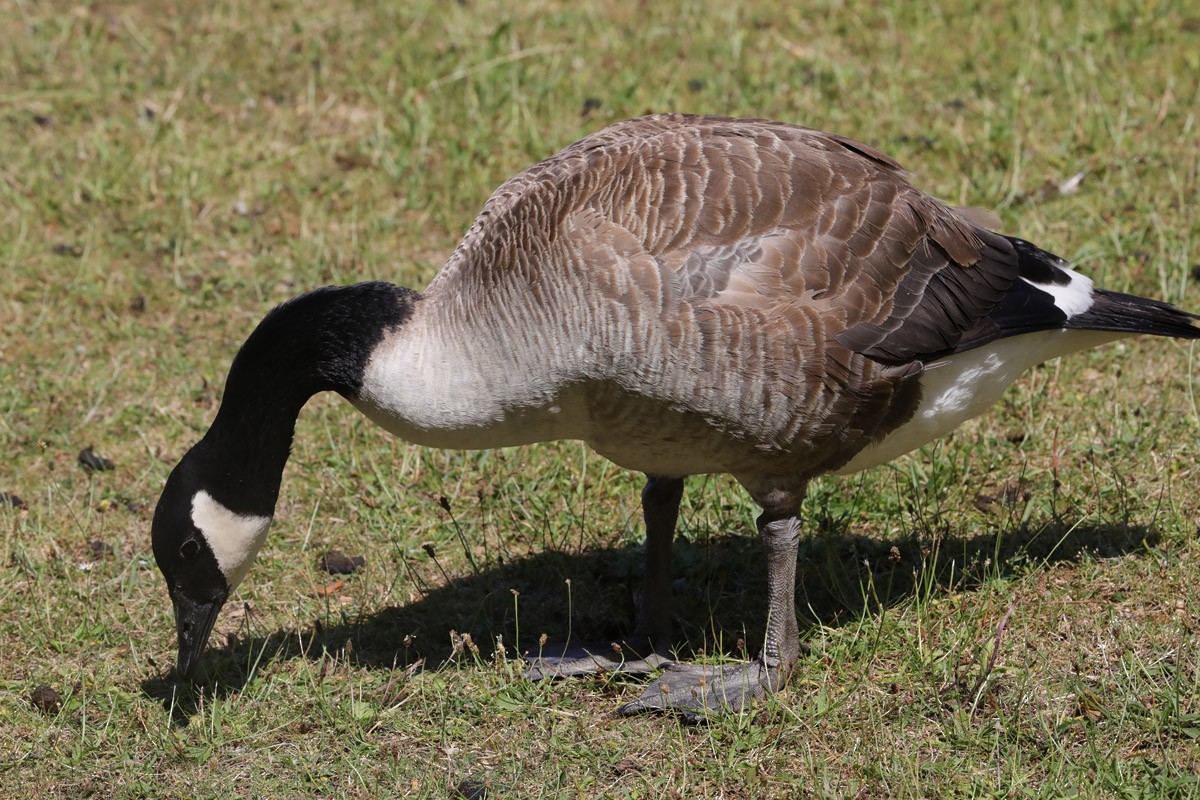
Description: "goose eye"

(180, 539), (200, 558)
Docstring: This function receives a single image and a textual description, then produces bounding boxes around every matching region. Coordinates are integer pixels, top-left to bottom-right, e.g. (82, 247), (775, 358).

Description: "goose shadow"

(141, 516), (1159, 720)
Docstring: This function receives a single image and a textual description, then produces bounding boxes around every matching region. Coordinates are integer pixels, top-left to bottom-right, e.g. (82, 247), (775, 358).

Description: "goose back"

(394, 115), (1029, 478)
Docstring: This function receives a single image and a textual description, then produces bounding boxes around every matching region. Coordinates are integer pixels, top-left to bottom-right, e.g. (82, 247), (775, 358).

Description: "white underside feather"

(834, 329), (1122, 474)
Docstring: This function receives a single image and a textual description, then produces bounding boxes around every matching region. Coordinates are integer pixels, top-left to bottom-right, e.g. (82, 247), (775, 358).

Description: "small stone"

(88, 540), (115, 557)
(454, 779), (489, 799)
(78, 446), (115, 472)
(334, 152), (372, 171)
(973, 494), (997, 513)
(320, 549), (365, 575)
(30, 685), (62, 714)
(51, 243), (83, 258)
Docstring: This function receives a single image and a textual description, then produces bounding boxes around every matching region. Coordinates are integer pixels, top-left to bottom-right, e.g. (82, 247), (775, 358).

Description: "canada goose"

(151, 113), (1200, 719)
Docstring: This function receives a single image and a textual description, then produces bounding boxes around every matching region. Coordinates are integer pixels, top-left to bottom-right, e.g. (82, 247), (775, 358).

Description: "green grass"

(2, 0), (1199, 796)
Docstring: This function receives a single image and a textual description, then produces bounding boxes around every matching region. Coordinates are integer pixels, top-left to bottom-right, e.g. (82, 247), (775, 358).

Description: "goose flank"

(151, 114), (1200, 719)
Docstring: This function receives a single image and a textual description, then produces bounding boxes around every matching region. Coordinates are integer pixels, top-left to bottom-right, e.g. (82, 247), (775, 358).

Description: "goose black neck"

(196, 282), (417, 515)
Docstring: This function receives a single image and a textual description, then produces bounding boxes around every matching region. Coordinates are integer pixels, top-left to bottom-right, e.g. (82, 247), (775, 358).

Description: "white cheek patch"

(191, 490), (273, 591)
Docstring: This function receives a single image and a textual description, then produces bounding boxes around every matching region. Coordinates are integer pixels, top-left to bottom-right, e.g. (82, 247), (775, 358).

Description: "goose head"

(151, 442), (273, 678)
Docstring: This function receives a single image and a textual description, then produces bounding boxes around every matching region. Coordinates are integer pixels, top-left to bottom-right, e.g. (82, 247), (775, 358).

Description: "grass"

(1, 0), (1199, 796)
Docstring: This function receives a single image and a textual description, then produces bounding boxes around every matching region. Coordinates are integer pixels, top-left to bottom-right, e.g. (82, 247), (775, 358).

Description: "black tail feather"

(1066, 290), (1200, 340)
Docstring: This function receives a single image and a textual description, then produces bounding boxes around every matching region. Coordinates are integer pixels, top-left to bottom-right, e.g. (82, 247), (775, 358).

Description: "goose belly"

(351, 390), (592, 450)
(834, 329), (1122, 475)
(583, 385), (786, 477)
(585, 416), (748, 477)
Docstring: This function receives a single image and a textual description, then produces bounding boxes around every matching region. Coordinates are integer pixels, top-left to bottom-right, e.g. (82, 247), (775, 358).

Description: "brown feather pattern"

(420, 114), (1030, 496)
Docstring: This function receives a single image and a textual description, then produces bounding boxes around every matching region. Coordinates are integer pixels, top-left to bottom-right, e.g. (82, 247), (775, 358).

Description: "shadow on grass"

(141, 516), (1159, 719)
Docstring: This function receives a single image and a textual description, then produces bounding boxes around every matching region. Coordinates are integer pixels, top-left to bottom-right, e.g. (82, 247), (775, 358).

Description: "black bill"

(172, 590), (225, 679)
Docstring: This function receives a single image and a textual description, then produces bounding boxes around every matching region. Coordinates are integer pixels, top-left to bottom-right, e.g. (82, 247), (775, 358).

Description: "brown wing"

(436, 113), (1018, 367)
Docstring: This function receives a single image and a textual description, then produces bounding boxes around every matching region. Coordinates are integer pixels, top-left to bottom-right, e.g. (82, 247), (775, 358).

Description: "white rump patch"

(1021, 265), (1095, 318)
(191, 490), (272, 591)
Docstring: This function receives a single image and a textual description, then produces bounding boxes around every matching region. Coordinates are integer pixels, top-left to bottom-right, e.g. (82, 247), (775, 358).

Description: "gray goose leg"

(636, 474), (685, 649)
(524, 475), (683, 679)
(618, 487), (804, 720)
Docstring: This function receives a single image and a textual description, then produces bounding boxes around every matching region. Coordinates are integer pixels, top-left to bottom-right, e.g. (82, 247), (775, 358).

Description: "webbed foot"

(523, 640), (673, 680)
(617, 659), (784, 721)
